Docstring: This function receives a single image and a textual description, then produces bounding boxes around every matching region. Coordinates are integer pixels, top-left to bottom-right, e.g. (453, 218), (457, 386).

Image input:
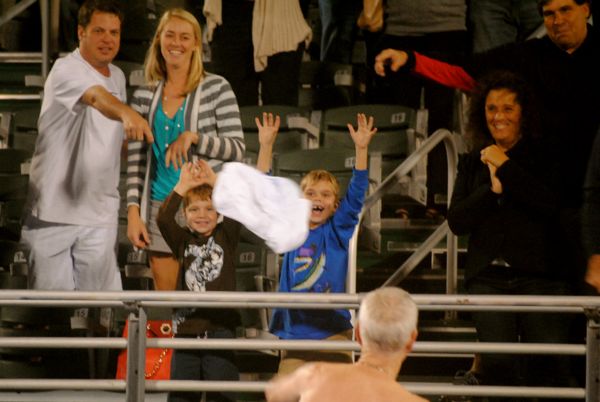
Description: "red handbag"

(115, 320), (173, 380)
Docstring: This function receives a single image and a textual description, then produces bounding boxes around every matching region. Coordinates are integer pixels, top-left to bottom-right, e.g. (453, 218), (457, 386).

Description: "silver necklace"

(357, 361), (389, 375)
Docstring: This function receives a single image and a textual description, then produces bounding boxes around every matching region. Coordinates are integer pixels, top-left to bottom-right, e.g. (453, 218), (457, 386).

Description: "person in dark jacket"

(447, 71), (572, 392)
(375, 0), (598, 289)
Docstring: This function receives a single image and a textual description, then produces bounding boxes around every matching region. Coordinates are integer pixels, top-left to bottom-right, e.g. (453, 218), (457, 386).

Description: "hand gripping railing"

(348, 128), (459, 296)
(0, 291), (599, 401)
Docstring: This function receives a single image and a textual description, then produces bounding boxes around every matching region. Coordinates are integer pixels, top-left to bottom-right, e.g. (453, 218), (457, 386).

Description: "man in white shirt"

(21, 0), (154, 290)
(265, 287), (427, 402)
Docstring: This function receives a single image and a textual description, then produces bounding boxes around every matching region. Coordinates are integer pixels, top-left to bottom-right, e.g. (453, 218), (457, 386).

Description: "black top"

(157, 192), (241, 334)
(447, 139), (562, 283)
(465, 26), (600, 208)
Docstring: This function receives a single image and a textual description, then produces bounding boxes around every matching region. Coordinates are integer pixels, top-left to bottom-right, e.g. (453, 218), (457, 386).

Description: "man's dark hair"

(537, 0), (591, 15)
(78, 0), (124, 28)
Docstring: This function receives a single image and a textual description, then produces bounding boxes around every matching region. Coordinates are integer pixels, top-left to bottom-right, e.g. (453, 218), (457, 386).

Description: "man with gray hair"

(265, 287), (426, 402)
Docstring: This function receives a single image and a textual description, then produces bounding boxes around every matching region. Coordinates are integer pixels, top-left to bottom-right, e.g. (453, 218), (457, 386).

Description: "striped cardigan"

(126, 73), (245, 218)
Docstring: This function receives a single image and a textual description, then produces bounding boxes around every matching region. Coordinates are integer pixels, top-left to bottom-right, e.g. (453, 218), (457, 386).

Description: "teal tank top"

(151, 99), (187, 201)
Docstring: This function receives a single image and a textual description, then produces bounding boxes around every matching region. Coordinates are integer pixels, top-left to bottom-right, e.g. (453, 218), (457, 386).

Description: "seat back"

(239, 105), (309, 161)
(298, 61), (355, 110)
(274, 148), (357, 195)
(321, 104), (417, 157)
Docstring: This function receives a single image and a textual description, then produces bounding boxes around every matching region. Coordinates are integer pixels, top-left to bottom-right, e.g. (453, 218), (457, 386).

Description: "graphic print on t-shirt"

(292, 244), (326, 291)
(184, 237), (224, 291)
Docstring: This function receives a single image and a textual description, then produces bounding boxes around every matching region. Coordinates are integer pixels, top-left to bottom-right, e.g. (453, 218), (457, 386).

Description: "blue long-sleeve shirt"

(270, 169), (368, 339)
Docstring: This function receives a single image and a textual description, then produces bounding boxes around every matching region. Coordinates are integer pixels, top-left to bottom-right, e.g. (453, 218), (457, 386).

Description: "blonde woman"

(126, 8), (244, 291)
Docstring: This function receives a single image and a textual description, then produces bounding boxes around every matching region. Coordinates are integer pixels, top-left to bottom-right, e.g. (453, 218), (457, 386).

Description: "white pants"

(21, 216), (122, 290)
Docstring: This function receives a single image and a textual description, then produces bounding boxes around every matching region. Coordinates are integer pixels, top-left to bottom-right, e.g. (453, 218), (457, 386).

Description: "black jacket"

(466, 27), (600, 208)
(447, 139), (561, 283)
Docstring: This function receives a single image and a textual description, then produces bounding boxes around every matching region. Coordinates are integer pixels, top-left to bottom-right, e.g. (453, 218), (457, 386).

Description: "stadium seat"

(321, 104), (417, 157)
(239, 105), (310, 157)
(298, 61), (356, 110)
(274, 148), (359, 196)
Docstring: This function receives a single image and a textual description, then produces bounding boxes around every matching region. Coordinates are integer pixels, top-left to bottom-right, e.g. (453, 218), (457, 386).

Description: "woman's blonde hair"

(144, 8), (204, 94)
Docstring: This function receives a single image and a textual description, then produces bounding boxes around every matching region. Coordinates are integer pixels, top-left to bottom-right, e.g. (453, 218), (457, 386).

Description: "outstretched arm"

(347, 113), (377, 170)
(81, 85), (154, 143)
(256, 112), (280, 173)
(374, 49), (409, 77)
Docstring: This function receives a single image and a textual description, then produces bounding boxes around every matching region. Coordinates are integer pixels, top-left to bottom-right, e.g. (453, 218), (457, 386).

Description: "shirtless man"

(265, 287), (426, 402)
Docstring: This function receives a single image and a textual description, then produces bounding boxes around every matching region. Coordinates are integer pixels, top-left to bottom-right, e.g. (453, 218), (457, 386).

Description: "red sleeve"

(413, 51), (476, 93)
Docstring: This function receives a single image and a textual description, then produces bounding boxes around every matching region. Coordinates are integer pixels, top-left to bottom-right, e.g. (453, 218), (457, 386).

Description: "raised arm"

(81, 85), (154, 143)
(347, 113), (377, 170)
(173, 162), (211, 196)
(256, 112), (280, 173)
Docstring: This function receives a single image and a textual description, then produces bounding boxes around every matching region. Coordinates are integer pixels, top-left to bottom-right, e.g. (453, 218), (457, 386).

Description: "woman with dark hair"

(447, 70), (572, 392)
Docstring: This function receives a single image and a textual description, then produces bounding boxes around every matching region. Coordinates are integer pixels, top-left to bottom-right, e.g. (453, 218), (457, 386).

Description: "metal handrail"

(348, 128), (459, 296)
(0, 291), (598, 401)
(2, 290), (600, 308)
(0, 337), (586, 355)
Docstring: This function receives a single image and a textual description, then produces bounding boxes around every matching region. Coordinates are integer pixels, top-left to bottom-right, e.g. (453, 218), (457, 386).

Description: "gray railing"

(348, 128), (459, 297)
(0, 291), (599, 401)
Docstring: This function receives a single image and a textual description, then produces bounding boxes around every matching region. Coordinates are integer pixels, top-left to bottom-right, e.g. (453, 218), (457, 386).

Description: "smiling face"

(542, 0), (590, 53)
(485, 88), (523, 151)
(302, 179), (339, 229)
(184, 195), (218, 237)
(78, 11), (121, 74)
(159, 16), (197, 69)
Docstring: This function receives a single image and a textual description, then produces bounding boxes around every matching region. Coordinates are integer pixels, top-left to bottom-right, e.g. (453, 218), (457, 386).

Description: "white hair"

(358, 287), (418, 353)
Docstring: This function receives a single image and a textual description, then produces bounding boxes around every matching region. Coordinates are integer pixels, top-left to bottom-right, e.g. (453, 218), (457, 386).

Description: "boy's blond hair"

(183, 184), (213, 208)
(300, 170), (341, 202)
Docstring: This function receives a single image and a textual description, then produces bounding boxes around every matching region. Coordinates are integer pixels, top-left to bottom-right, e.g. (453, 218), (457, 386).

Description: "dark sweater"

(447, 139), (561, 282)
(410, 26), (600, 208)
(157, 192), (241, 335)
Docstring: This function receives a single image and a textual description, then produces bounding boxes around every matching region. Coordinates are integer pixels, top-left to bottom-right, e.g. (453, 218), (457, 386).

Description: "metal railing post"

(126, 307), (147, 402)
(39, 0), (50, 79)
(444, 134), (458, 298)
(586, 308), (600, 402)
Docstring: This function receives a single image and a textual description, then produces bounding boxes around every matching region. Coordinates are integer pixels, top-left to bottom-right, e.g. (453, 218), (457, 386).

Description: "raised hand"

(173, 161), (207, 195)
(166, 131), (199, 170)
(256, 112), (281, 173)
(347, 113), (377, 150)
(194, 159), (217, 187)
(256, 112), (281, 148)
(347, 113), (377, 170)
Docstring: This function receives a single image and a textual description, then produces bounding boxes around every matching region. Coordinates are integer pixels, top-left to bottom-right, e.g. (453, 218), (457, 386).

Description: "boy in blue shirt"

(264, 113), (377, 374)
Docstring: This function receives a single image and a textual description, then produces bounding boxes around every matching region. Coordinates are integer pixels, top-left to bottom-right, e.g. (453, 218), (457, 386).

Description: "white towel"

(212, 162), (311, 254)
